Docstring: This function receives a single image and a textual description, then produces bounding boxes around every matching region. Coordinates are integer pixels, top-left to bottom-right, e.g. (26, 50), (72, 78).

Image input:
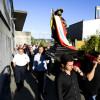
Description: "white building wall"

(0, 0), (15, 98)
(83, 19), (100, 40)
(15, 31), (31, 46)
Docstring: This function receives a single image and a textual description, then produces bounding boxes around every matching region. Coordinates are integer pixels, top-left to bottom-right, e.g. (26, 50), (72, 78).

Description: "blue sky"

(13, 0), (100, 39)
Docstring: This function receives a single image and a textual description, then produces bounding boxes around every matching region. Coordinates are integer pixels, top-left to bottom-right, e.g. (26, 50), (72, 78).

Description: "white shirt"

(13, 53), (30, 66)
(33, 53), (49, 71)
(32, 45), (36, 51)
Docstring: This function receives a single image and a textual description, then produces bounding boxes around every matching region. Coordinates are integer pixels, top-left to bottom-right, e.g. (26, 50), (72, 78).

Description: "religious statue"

(51, 8), (67, 44)
(54, 8), (67, 27)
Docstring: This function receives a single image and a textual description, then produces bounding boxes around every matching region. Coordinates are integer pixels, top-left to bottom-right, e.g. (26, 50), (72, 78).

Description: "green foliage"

(31, 36), (34, 44)
(40, 40), (45, 47)
(81, 35), (99, 54)
(31, 36), (38, 45)
(53, 40), (57, 44)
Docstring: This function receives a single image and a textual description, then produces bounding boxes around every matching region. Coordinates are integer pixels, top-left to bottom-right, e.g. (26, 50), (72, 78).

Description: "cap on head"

(54, 8), (64, 15)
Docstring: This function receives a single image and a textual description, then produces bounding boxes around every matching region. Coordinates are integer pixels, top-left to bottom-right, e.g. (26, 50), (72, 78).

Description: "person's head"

(96, 53), (100, 63)
(57, 10), (62, 16)
(19, 45), (23, 49)
(14, 48), (17, 51)
(54, 8), (63, 16)
(47, 46), (50, 50)
(18, 48), (24, 55)
(36, 45), (38, 48)
(61, 54), (73, 71)
(38, 46), (44, 54)
(45, 47), (48, 51)
(16, 45), (18, 49)
(32, 44), (35, 47)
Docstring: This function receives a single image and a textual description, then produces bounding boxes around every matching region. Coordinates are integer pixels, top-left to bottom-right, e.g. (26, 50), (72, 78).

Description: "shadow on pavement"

(42, 75), (57, 100)
(13, 86), (35, 100)
(25, 71), (40, 100)
(25, 71), (57, 100)
(0, 65), (12, 100)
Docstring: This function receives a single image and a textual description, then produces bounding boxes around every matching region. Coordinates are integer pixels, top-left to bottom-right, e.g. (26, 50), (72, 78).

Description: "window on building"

(96, 7), (100, 19)
(97, 9), (100, 18)
(7, 0), (11, 9)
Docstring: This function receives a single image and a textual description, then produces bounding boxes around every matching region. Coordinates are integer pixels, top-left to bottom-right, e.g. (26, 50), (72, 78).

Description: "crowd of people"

(12, 44), (53, 99)
(12, 43), (100, 100)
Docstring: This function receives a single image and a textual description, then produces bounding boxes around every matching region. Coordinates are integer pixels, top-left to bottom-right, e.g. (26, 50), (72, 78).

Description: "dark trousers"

(14, 65), (26, 88)
(47, 60), (53, 75)
(36, 70), (46, 93)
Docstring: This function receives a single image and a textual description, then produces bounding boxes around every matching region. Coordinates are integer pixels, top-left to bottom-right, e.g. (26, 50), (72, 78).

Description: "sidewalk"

(3, 71), (85, 100)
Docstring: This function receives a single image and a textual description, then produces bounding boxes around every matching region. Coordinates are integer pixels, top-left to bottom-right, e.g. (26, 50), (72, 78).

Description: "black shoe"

(16, 86), (21, 92)
(37, 95), (42, 100)
(42, 90), (47, 95)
